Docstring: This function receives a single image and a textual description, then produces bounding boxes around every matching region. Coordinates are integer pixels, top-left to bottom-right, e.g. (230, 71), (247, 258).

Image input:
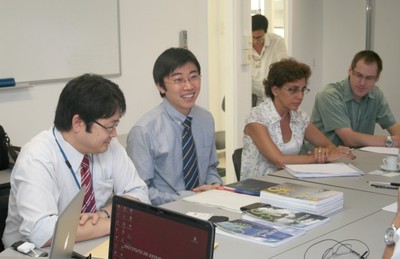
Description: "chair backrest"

(232, 148), (243, 181)
(0, 185), (10, 252)
(251, 94), (258, 107)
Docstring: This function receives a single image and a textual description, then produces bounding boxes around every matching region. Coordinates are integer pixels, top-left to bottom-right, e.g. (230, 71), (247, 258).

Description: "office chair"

(215, 95), (256, 178)
(0, 185), (10, 251)
(232, 148), (243, 181)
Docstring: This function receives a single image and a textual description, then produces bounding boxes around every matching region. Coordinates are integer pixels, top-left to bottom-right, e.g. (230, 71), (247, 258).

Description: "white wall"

(373, 0), (400, 134)
(0, 0), (209, 147)
(2, 0), (399, 152)
(289, 0), (323, 115)
(208, 0), (252, 183)
(290, 0), (400, 136)
(320, 0), (400, 135)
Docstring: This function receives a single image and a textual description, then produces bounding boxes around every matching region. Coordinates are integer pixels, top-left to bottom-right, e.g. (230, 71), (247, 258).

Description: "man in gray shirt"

(311, 50), (400, 148)
(127, 48), (222, 205)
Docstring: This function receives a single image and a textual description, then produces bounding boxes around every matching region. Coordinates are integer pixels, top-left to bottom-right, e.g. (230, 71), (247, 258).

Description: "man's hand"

(79, 211), (106, 226)
(192, 183), (221, 193)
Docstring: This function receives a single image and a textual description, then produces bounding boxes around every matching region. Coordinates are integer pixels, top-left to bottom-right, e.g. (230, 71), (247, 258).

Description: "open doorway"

(207, 1), (289, 183)
(252, 0), (288, 46)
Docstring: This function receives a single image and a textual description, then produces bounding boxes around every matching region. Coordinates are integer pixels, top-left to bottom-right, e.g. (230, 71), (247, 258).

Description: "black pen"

(370, 184), (398, 190)
(367, 181), (400, 187)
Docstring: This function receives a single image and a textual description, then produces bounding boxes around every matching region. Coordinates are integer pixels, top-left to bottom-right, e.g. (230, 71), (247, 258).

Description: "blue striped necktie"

(182, 117), (200, 190)
(81, 154), (96, 213)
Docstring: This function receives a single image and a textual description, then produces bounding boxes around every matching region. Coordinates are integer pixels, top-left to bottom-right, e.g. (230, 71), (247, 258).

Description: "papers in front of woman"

(382, 202), (397, 213)
(359, 146), (399, 155)
(284, 163), (363, 178)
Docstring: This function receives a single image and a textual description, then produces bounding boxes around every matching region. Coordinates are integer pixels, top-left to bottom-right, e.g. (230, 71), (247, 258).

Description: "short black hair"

(54, 73), (126, 132)
(153, 48), (201, 97)
(252, 14), (269, 32)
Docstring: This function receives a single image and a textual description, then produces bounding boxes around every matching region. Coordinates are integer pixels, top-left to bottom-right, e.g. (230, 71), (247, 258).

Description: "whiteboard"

(0, 0), (120, 83)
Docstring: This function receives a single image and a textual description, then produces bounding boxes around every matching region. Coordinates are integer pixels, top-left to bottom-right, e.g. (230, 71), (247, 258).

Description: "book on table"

(215, 219), (305, 247)
(284, 163), (363, 178)
(223, 178), (278, 196)
(260, 182), (343, 216)
(242, 205), (329, 231)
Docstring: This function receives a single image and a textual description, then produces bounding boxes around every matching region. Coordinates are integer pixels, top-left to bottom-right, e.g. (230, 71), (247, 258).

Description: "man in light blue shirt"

(127, 48), (222, 205)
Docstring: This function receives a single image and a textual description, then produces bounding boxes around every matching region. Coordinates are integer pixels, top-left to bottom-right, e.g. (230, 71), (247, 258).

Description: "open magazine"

(215, 219), (305, 247)
(242, 205), (329, 231)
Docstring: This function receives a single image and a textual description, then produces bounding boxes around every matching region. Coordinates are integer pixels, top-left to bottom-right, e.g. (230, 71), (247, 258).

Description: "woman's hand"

(326, 146), (356, 162)
(309, 147), (329, 163)
(308, 146), (356, 163)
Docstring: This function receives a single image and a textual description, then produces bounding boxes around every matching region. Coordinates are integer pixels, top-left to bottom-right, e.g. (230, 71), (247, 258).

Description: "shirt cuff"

(394, 228), (400, 244)
(30, 215), (57, 248)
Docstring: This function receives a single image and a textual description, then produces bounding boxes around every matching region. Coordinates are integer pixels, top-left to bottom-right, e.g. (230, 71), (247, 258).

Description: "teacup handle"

(383, 158), (388, 165)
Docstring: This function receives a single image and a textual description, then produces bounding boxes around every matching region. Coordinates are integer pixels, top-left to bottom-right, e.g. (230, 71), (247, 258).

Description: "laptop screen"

(109, 196), (215, 259)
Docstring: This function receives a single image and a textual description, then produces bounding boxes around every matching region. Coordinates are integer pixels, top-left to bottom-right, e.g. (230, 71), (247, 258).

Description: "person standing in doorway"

(252, 14), (288, 105)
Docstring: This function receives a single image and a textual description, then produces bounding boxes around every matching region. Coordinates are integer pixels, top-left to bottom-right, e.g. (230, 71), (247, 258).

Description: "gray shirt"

(311, 77), (395, 146)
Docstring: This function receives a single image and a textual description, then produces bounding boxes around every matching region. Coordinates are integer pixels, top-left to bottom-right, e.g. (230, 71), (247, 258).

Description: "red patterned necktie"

(81, 154), (96, 213)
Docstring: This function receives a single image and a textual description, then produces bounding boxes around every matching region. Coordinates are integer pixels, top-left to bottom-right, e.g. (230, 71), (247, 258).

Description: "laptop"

(109, 196), (216, 259)
(48, 187), (85, 259)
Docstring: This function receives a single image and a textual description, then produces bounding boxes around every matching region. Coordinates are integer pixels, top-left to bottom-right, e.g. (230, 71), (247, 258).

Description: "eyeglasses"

(252, 35), (265, 42)
(352, 70), (377, 82)
(282, 86), (310, 95)
(165, 75), (201, 86)
(93, 120), (119, 133)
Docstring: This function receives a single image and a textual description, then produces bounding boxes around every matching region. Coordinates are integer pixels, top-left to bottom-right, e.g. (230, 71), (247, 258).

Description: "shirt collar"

(162, 98), (191, 125)
(343, 77), (375, 103)
(265, 98), (303, 124)
(53, 127), (87, 173)
(263, 33), (271, 48)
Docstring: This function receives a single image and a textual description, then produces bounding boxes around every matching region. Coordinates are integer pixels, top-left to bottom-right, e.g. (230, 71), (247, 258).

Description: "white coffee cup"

(383, 155), (399, 170)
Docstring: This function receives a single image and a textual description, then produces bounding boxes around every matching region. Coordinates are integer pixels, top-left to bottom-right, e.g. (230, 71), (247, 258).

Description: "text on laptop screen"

(111, 203), (211, 259)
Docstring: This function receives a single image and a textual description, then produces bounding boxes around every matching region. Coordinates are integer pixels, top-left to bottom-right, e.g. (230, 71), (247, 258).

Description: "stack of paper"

(284, 163), (363, 178)
(183, 189), (261, 213)
(260, 182), (343, 216)
(359, 146), (399, 155)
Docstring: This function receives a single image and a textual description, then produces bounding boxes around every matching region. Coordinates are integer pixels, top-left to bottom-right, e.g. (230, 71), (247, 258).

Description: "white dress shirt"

(252, 33), (288, 105)
(2, 127), (149, 248)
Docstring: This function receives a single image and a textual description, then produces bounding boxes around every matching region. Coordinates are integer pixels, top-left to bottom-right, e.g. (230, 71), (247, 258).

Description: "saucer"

(380, 164), (400, 172)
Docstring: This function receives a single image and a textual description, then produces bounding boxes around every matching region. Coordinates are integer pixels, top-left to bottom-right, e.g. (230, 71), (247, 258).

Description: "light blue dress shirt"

(127, 98), (222, 205)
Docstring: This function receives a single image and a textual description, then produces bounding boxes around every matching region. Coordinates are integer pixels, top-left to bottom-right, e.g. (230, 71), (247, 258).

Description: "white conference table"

(269, 149), (400, 197)
(162, 175), (396, 259)
(1, 150), (398, 258)
(273, 209), (394, 259)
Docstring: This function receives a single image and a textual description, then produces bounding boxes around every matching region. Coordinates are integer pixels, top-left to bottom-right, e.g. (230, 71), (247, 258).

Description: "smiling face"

(348, 59), (379, 101)
(157, 62), (201, 115)
(272, 78), (308, 114)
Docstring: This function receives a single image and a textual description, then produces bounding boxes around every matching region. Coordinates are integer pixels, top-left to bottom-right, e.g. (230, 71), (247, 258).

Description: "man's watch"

(385, 225), (397, 246)
(385, 136), (394, 147)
